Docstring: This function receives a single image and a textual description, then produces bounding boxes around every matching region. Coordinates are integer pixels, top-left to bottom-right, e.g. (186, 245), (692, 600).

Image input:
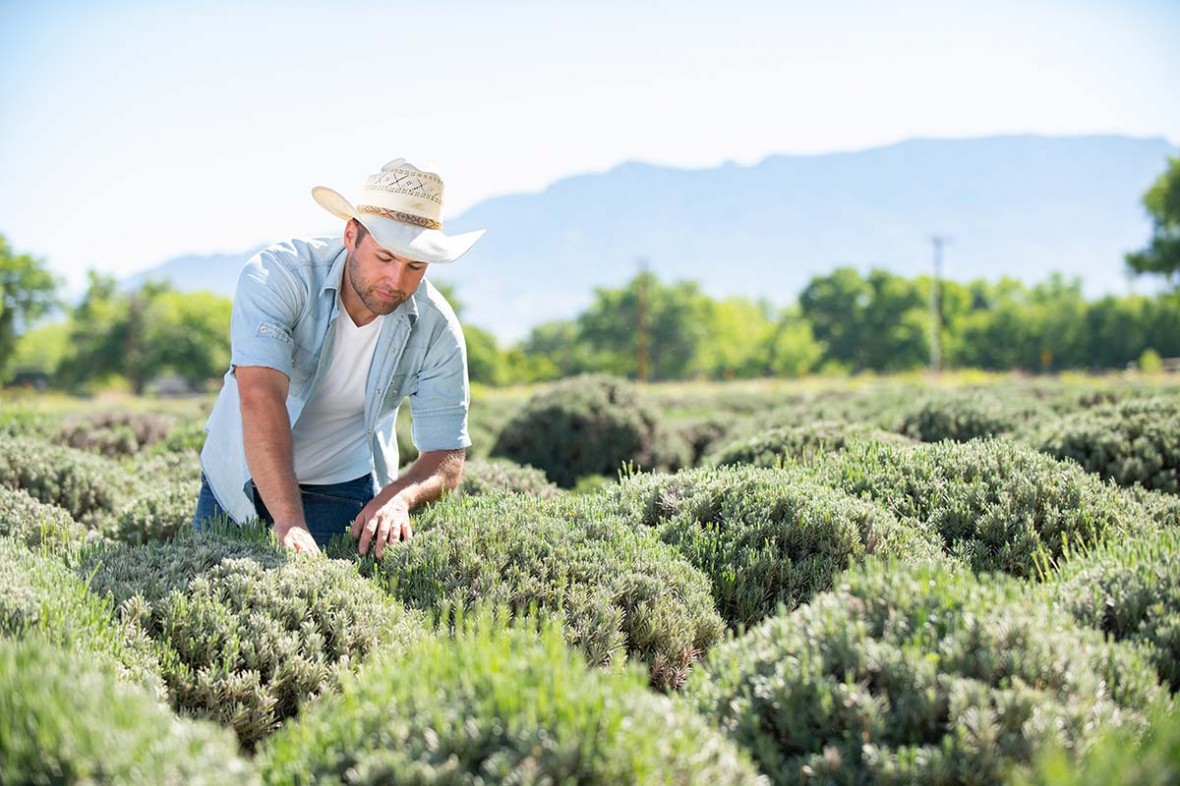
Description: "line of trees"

(466, 268), (1180, 384)
(3, 269), (231, 393)
(2, 156), (1177, 391)
(4, 257), (1178, 393)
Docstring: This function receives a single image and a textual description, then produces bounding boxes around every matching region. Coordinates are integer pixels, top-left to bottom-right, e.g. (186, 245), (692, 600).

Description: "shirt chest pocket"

(384, 372), (410, 405)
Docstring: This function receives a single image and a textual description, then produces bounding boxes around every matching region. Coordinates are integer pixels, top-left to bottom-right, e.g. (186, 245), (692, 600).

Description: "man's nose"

(387, 263), (411, 290)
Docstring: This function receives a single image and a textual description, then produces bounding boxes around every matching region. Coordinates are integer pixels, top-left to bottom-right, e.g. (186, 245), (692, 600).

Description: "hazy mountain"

(128, 134), (1177, 341)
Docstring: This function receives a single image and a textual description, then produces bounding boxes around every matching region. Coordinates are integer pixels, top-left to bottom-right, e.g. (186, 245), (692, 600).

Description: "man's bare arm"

(352, 448), (465, 558)
(236, 365), (319, 554)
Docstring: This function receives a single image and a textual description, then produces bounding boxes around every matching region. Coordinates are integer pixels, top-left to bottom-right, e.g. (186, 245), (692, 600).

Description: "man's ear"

(343, 219), (358, 252)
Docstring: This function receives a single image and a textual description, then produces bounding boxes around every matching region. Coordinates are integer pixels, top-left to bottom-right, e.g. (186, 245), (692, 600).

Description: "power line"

(930, 235), (950, 373)
(636, 258), (650, 382)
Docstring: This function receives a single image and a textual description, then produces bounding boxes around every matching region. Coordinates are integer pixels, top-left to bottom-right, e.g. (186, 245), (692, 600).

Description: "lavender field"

(2, 373), (1178, 784)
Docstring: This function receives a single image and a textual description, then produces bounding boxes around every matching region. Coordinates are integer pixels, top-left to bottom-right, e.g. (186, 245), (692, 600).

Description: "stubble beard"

(347, 251), (406, 316)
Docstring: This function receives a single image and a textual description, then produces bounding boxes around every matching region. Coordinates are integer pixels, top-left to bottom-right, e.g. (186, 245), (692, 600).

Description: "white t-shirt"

(291, 296), (385, 484)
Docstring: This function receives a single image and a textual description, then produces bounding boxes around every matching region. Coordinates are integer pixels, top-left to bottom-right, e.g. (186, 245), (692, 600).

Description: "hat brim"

(311, 186), (484, 264)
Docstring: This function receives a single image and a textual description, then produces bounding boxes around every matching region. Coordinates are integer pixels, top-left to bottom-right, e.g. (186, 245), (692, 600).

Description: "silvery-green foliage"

(108, 476), (202, 544)
(1014, 699), (1180, 786)
(709, 420), (912, 469)
(689, 559), (1162, 786)
(456, 457), (561, 499)
(893, 391), (1036, 443)
(1052, 525), (1180, 689)
(1037, 397), (1180, 493)
(0, 434), (135, 524)
(608, 464), (946, 628)
(259, 611), (767, 785)
(82, 525), (424, 746)
(349, 491), (724, 691)
(491, 374), (691, 488)
(0, 485), (99, 551)
(0, 537), (162, 695)
(0, 637), (254, 785)
(804, 439), (1155, 578)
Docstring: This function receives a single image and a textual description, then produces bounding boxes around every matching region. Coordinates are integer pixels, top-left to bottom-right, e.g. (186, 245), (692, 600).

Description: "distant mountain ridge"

(128, 134), (1178, 340)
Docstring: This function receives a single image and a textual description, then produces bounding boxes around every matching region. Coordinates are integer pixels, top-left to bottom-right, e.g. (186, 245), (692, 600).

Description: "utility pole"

(930, 236), (948, 373)
(636, 258), (650, 383)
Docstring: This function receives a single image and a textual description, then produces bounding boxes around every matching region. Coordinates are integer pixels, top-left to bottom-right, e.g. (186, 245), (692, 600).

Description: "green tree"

(1087, 295), (1152, 369)
(142, 290), (233, 389)
(463, 323), (504, 386)
(59, 274), (171, 394)
(861, 270), (929, 372)
(766, 307), (824, 378)
(0, 235), (59, 378)
(945, 277), (1032, 369)
(521, 320), (604, 379)
(798, 267), (872, 369)
(577, 273), (712, 381)
(8, 321), (70, 380)
(1028, 273), (1089, 370)
(697, 297), (776, 379)
(1126, 157), (1180, 287)
(799, 268), (930, 372)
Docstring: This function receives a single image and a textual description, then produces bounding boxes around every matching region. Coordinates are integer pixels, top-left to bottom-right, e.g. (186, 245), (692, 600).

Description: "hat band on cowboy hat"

(312, 158), (484, 264)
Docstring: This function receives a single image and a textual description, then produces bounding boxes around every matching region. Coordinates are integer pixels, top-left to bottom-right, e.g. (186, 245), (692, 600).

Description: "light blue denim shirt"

(200, 235), (471, 525)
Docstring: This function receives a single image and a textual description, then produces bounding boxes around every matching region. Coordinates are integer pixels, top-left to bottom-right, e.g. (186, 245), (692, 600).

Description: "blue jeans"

(193, 473), (377, 547)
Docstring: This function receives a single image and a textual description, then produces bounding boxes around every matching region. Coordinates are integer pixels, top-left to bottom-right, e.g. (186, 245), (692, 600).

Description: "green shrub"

(0, 485), (98, 550)
(0, 538), (162, 694)
(149, 418), (208, 456)
(0, 406), (57, 439)
(259, 612), (766, 785)
(1121, 484), (1180, 528)
(677, 414), (734, 465)
(107, 477), (201, 544)
(457, 457), (561, 499)
(1037, 397), (1180, 493)
(127, 446), (204, 484)
(709, 421), (912, 468)
(54, 410), (176, 457)
(1139, 348), (1165, 374)
(82, 525), (425, 746)
(491, 374), (691, 488)
(893, 392), (1029, 442)
(0, 637), (255, 785)
(805, 439), (1154, 578)
(344, 492), (725, 691)
(688, 559), (1162, 786)
(0, 434), (135, 523)
(1052, 526), (1180, 689)
(608, 466), (944, 628)
(1014, 699), (1180, 786)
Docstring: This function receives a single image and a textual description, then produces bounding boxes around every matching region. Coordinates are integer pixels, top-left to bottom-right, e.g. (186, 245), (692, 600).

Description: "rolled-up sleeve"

(409, 319), (472, 452)
(229, 252), (306, 378)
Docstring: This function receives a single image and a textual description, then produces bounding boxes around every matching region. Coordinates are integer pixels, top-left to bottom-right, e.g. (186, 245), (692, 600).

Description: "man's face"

(343, 221), (428, 321)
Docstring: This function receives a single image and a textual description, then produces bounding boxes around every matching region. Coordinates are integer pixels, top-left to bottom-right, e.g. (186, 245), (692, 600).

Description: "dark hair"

(349, 218), (370, 245)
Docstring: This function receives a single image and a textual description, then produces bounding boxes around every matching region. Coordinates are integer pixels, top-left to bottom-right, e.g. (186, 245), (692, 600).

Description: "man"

(193, 158), (485, 559)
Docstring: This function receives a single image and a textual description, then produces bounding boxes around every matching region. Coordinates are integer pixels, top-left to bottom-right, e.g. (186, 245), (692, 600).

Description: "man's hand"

(349, 449), (463, 559)
(352, 495), (412, 559)
(274, 522), (321, 555)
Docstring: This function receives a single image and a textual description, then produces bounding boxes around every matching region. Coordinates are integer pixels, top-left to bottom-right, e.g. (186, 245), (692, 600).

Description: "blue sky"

(2, 0), (1178, 290)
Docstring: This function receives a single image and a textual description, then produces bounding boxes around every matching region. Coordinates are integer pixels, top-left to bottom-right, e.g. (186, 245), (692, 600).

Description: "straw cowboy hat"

(312, 158), (485, 264)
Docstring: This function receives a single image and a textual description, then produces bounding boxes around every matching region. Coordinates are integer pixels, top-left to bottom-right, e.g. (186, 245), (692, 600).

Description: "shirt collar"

(321, 246), (348, 297)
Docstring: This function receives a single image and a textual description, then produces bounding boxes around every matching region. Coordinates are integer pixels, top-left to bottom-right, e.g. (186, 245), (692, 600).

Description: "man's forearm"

(352, 448), (464, 556)
(375, 449), (465, 511)
(240, 391), (305, 528)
